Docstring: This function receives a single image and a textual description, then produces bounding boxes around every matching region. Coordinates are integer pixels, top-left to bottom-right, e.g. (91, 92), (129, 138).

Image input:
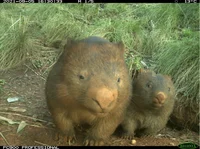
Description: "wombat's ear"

(64, 38), (76, 49)
(116, 41), (125, 53)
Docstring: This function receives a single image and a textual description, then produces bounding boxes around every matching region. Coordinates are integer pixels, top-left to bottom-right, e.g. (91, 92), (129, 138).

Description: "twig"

(24, 64), (45, 81)
(24, 64), (39, 76)
(128, 49), (152, 58)
(113, 139), (123, 143)
(61, 9), (92, 25)
(0, 107), (26, 113)
(29, 124), (53, 129)
(35, 141), (50, 146)
(0, 18), (21, 40)
(0, 132), (10, 146)
(1, 129), (11, 133)
(177, 4), (187, 18)
(0, 104), (9, 106)
(42, 61), (56, 76)
(0, 112), (51, 123)
(74, 16), (92, 25)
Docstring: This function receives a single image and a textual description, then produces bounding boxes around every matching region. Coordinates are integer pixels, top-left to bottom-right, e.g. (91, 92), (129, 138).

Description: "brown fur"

(45, 36), (132, 145)
(121, 69), (175, 139)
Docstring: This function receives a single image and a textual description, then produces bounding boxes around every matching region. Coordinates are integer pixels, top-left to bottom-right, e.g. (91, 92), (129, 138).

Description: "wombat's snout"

(153, 92), (167, 106)
(93, 88), (118, 112)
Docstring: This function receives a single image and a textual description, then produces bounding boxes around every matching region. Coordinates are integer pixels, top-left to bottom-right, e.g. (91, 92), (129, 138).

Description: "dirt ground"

(0, 65), (199, 146)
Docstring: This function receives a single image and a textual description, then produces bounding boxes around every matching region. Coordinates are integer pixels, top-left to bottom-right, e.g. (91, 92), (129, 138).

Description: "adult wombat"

(121, 69), (175, 139)
(45, 36), (132, 146)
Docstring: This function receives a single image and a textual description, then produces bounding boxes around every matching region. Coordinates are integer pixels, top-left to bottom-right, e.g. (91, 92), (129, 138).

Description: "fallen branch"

(35, 141), (50, 146)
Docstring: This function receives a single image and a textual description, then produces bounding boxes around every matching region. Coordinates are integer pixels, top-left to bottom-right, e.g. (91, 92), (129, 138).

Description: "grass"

(153, 31), (199, 104)
(0, 3), (199, 130)
(0, 79), (6, 94)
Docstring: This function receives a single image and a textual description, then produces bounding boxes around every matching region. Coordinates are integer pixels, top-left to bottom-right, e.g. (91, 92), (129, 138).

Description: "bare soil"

(0, 65), (199, 146)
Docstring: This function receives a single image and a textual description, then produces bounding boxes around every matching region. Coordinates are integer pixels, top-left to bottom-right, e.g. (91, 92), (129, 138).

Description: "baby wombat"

(121, 68), (175, 139)
(45, 36), (132, 146)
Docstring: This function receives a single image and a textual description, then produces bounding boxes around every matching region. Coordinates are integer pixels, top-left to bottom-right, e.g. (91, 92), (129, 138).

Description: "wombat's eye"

(79, 75), (85, 80)
(117, 78), (121, 83)
(147, 83), (152, 88)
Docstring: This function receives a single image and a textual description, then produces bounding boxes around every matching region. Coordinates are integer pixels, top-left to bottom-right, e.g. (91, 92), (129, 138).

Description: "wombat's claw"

(84, 139), (105, 146)
(63, 136), (76, 145)
(121, 134), (134, 140)
(54, 132), (60, 141)
(54, 132), (76, 145)
(143, 134), (153, 137)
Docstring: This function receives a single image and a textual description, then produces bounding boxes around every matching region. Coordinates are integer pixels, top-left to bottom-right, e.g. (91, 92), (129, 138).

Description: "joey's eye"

(146, 83), (152, 88)
(79, 75), (85, 80)
(117, 78), (121, 83)
(168, 87), (170, 92)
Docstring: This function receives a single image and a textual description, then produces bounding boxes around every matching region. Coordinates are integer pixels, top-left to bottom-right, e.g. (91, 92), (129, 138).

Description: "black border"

(0, 146), (181, 148)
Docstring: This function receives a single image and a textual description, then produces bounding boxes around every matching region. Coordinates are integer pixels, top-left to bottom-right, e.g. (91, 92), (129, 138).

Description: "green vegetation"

(153, 31), (199, 105)
(0, 4), (199, 129)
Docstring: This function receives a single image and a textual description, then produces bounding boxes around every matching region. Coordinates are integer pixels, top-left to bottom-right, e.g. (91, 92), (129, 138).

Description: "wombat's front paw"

(83, 138), (105, 146)
(54, 132), (76, 145)
(121, 133), (135, 140)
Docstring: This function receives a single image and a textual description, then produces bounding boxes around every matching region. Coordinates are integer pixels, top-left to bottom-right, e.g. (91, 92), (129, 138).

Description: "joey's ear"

(151, 70), (156, 77)
(139, 68), (156, 77)
(164, 75), (172, 81)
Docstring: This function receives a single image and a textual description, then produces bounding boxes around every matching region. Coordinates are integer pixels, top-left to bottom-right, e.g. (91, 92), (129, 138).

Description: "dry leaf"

(17, 121), (27, 133)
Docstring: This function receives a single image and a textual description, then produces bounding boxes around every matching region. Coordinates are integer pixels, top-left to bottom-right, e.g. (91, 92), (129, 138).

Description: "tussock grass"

(152, 31), (199, 131)
(0, 4), (44, 70)
(153, 32), (199, 104)
(0, 16), (41, 69)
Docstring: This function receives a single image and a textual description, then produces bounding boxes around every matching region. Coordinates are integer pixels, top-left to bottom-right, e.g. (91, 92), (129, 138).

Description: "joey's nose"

(94, 88), (118, 111)
(156, 92), (166, 104)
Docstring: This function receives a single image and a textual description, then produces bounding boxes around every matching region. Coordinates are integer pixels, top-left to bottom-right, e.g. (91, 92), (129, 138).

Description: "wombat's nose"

(95, 88), (118, 111)
(156, 92), (166, 104)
